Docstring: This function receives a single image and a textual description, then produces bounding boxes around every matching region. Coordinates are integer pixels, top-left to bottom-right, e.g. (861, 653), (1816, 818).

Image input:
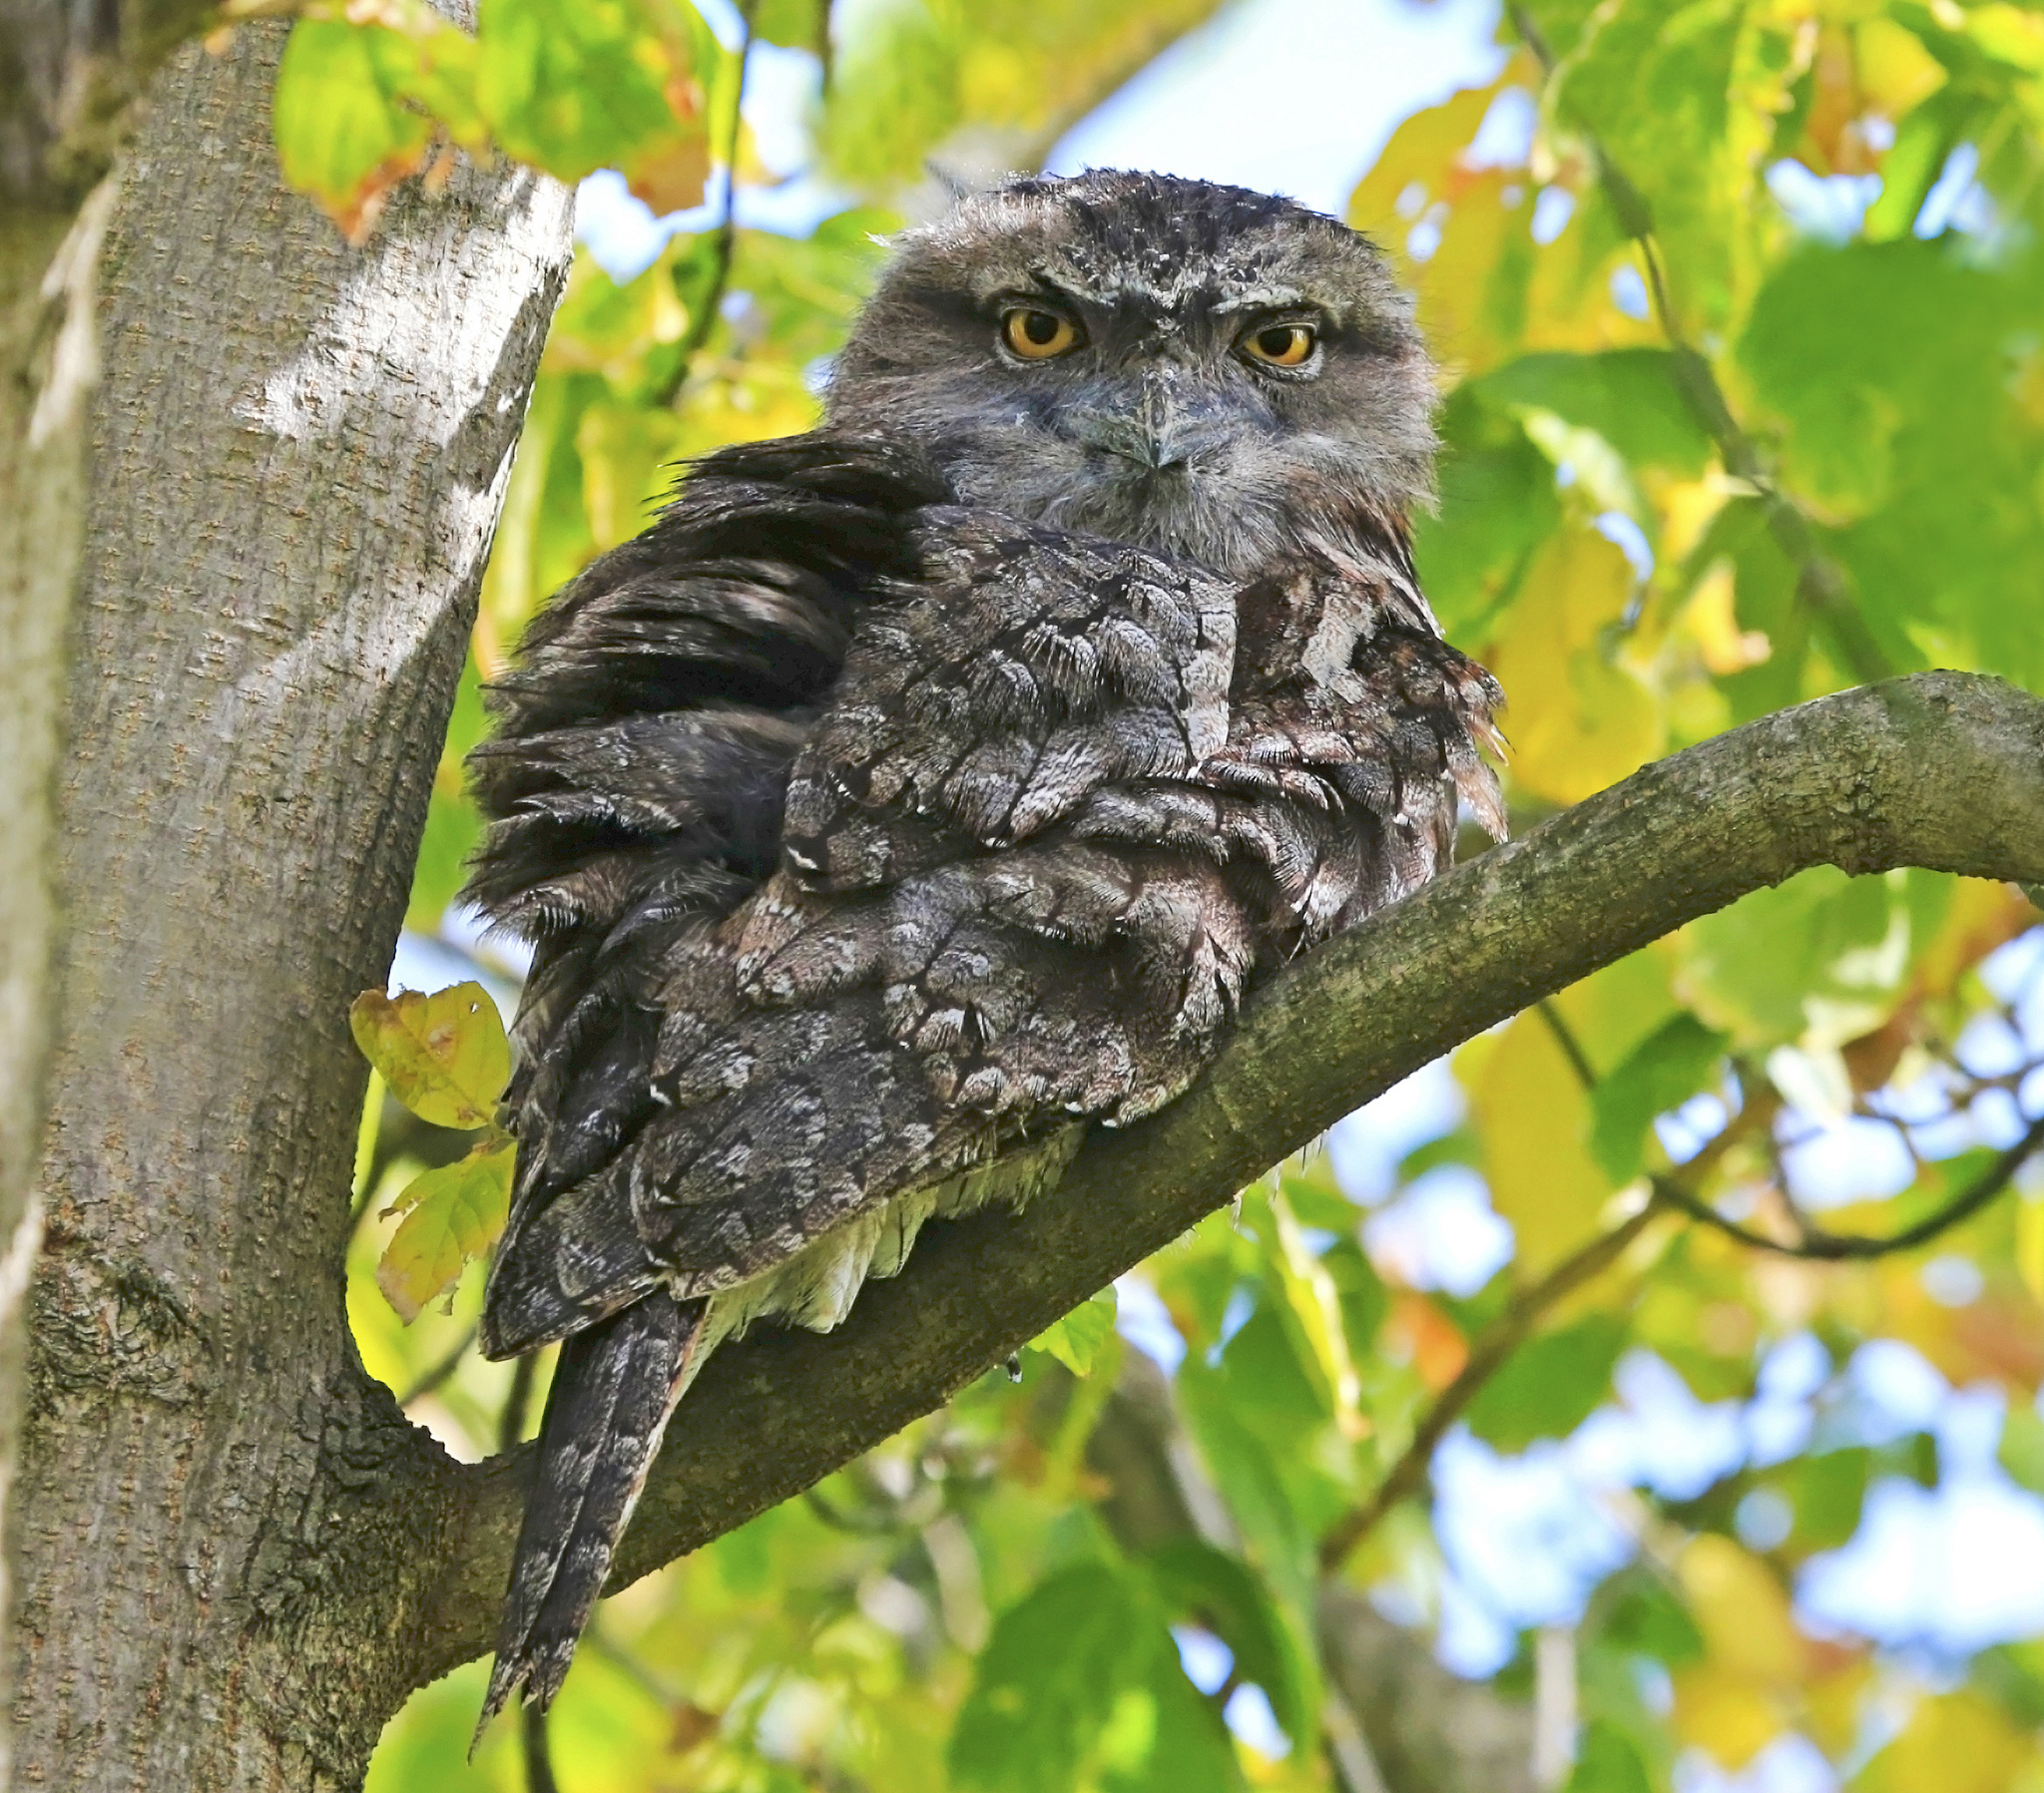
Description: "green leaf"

(1473, 350), (1714, 478)
(1680, 866), (1952, 1051)
(1565, 1719), (1656, 1793)
(1788, 1448), (1870, 1552)
(1465, 1313), (1629, 1451)
(375, 1135), (515, 1322)
(1028, 1285), (1118, 1377)
(1589, 1013), (1729, 1183)
(751, 0), (827, 53)
(1414, 384), (1562, 638)
(950, 1563), (1239, 1793)
(350, 982), (510, 1129)
(475, 0), (696, 185)
(1145, 1540), (1313, 1747)
(1599, 1567), (1707, 1665)
(274, 20), (434, 215)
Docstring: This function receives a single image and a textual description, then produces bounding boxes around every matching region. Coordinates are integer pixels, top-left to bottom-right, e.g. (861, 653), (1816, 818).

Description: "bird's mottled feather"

(462, 171), (1504, 1728)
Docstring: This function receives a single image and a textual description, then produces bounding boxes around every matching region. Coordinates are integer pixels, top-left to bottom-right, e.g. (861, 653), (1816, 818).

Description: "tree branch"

(1317, 1201), (1662, 1573)
(400, 671), (2044, 1686)
(1649, 1117), (2044, 1260)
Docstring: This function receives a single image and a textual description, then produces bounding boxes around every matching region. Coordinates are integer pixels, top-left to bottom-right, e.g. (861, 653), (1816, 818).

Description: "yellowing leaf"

(1856, 18), (1948, 118)
(273, 20), (434, 233)
(1029, 1285), (1117, 1377)
(376, 1136), (515, 1322)
(1484, 526), (1664, 805)
(623, 120), (712, 217)
(1348, 79), (1508, 235)
(1465, 1014), (1612, 1275)
(1679, 1536), (1805, 1686)
(1855, 1691), (2033, 1793)
(349, 982), (510, 1129)
(1670, 1662), (1785, 1770)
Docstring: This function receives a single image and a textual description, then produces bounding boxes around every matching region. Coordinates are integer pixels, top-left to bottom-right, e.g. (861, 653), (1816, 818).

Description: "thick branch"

(409, 671), (2044, 1684)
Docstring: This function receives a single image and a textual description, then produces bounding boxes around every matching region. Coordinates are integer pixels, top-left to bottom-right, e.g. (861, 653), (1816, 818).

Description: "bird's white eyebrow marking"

(1209, 285), (1310, 314)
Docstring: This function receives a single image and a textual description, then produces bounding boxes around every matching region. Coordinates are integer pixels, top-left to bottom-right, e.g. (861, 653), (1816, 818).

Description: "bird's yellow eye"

(1241, 322), (1317, 368)
(1001, 307), (1083, 359)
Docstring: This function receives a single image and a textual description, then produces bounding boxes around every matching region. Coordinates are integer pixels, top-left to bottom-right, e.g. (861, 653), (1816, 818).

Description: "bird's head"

(826, 169), (1436, 578)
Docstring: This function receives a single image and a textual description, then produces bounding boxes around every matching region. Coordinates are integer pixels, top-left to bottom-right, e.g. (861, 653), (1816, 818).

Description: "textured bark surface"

(0, 190), (93, 1793)
(413, 671), (2044, 1684)
(15, 23), (573, 1789)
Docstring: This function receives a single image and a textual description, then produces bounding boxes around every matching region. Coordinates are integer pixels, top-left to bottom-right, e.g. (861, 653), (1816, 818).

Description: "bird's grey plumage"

(464, 170), (1504, 1734)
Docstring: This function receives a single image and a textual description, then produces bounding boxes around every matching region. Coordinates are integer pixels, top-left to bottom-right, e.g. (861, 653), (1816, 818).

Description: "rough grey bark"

(15, 22), (574, 1790)
(2, 0), (232, 1772)
(412, 671), (2044, 1684)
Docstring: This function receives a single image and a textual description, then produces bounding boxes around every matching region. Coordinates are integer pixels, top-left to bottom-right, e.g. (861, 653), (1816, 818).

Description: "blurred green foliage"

(287, 0), (2044, 1785)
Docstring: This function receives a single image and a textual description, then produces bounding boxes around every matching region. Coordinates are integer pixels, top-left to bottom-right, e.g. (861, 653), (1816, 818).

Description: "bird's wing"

(473, 507), (1246, 1360)
(776, 510), (1237, 892)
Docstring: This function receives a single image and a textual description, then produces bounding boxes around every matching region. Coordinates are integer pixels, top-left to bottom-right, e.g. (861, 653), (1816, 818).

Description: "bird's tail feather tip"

(469, 1287), (708, 1753)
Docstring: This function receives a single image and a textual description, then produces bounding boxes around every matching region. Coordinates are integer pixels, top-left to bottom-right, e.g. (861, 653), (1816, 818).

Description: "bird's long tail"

(474, 1289), (709, 1745)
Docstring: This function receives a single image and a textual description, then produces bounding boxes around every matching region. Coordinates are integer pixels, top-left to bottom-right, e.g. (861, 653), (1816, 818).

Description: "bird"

(461, 168), (1505, 1733)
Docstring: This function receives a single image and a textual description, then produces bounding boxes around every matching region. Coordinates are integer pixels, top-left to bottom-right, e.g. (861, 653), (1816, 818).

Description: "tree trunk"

(14, 24), (573, 1787)
(0, 183), (94, 1793)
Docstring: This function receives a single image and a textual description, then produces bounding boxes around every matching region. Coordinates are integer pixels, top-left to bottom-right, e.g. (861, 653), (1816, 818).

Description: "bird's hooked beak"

(1071, 366), (1234, 472)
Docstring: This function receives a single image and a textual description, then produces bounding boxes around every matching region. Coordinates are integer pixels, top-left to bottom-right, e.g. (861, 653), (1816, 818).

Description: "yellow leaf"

(376, 1135), (516, 1322)
(1484, 526), (1665, 805)
(1348, 80), (1506, 236)
(1856, 1691), (2033, 1793)
(1670, 1663), (1785, 1770)
(624, 119), (711, 217)
(1856, 17), (1949, 117)
(1679, 1536), (1806, 1686)
(349, 982), (510, 1129)
(1410, 169), (1536, 376)
(1466, 1014), (1612, 1275)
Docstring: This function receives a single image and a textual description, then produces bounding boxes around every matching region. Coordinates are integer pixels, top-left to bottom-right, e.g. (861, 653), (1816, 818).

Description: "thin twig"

(1503, 0), (1892, 685)
(499, 1349), (539, 1450)
(1653, 1115), (2044, 1260)
(1318, 1197), (1663, 1570)
(655, 2), (755, 407)
(1539, 998), (2044, 1260)
(1536, 999), (1599, 1091)
(521, 1700), (560, 1793)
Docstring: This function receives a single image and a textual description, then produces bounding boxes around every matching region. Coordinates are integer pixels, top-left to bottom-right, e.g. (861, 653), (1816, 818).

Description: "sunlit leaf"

(475, 0), (702, 184)
(1466, 1312), (1628, 1450)
(1678, 1536), (1805, 1687)
(1464, 1013), (1614, 1274)
(1854, 1690), (2034, 1793)
(1146, 1540), (1313, 1747)
(376, 1135), (515, 1321)
(349, 982), (510, 1129)
(1029, 1285), (1118, 1377)
(1589, 1013), (1730, 1183)
(1483, 525), (1665, 806)
(273, 21), (435, 235)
